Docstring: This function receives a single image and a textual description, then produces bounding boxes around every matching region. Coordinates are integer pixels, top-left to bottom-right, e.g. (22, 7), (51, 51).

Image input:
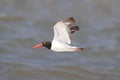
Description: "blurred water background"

(0, 0), (120, 80)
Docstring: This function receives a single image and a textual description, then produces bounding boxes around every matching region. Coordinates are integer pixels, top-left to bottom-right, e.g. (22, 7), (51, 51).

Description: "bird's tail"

(74, 47), (83, 51)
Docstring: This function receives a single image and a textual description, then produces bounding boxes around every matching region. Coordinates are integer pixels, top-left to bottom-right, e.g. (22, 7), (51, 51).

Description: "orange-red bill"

(32, 43), (43, 48)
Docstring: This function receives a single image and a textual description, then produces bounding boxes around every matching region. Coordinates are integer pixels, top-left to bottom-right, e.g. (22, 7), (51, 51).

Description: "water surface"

(0, 0), (120, 80)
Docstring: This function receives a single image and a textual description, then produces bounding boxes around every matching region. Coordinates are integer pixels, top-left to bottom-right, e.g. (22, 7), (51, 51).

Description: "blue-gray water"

(0, 0), (120, 80)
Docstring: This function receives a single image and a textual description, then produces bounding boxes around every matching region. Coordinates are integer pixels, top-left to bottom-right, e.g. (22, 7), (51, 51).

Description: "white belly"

(51, 40), (75, 52)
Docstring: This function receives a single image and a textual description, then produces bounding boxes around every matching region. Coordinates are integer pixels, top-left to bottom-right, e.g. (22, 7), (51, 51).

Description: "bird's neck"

(44, 41), (51, 49)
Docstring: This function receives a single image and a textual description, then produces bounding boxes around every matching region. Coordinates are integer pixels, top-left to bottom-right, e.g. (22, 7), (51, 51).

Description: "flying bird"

(33, 17), (83, 52)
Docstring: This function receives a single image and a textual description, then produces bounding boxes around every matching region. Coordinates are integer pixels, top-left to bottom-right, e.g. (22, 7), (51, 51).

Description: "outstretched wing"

(53, 17), (79, 44)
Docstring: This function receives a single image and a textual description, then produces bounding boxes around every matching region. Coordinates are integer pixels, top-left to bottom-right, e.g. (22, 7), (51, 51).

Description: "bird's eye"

(42, 41), (46, 45)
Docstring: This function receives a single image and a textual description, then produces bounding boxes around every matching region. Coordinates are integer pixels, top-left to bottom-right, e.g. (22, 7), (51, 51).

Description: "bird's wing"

(53, 17), (76, 44)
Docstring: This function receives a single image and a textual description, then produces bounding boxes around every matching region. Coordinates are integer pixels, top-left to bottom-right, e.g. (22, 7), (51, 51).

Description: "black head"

(42, 41), (51, 49)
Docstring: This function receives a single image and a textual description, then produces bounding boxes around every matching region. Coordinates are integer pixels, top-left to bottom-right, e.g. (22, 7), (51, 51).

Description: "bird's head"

(33, 41), (51, 49)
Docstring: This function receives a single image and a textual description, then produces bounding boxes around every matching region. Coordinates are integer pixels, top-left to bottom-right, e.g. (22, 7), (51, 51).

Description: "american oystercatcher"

(33, 17), (83, 52)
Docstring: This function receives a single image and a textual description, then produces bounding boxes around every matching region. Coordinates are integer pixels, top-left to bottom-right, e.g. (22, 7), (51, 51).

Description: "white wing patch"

(53, 21), (71, 44)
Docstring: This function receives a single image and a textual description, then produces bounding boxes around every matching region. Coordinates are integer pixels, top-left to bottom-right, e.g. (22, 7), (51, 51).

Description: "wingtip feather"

(62, 17), (75, 25)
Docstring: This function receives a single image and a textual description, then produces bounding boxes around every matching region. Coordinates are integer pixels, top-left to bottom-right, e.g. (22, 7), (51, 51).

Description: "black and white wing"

(53, 17), (79, 44)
